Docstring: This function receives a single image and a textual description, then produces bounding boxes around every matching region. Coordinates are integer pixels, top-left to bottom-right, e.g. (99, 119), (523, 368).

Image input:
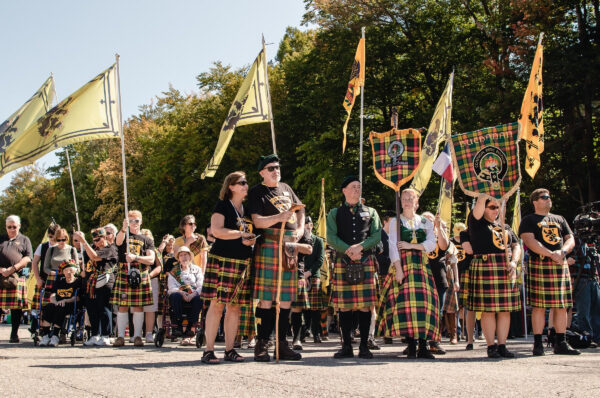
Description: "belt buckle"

(482, 255), (488, 261)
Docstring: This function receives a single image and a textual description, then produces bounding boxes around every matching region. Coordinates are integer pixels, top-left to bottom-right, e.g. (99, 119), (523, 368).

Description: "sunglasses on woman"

(234, 180), (248, 186)
(56, 238), (67, 242)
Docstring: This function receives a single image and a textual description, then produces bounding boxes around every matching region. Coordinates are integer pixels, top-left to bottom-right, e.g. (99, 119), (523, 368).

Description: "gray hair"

(104, 223), (117, 233)
(6, 215), (21, 225)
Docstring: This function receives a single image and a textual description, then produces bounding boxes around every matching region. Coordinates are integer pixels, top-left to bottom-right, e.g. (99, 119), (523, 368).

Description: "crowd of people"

(1, 153), (598, 363)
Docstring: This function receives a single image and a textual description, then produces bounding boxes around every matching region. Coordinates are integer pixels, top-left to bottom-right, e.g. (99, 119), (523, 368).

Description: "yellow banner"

(519, 36), (544, 179)
(316, 178), (327, 240)
(437, 177), (454, 233)
(201, 50), (270, 178)
(0, 77), (55, 174)
(409, 73), (453, 195)
(0, 65), (120, 176)
(342, 37), (365, 153)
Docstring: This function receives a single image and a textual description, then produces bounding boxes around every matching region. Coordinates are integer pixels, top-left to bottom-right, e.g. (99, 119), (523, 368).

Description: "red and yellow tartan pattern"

(40, 273), (57, 305)
(443, 281), (459, 314)
(0, 276), (27, 309)
(110, 263), (154, 307)
(238, 299), (257, 337)
(201, 254), (251, 305)
(467, 253), (521, 312)
(375, 250), (440, 340)
(291, 277), (325, 310)
(526, 257), (572, 308)
(253, 228), (297, 303)
(332, 255), (377, 310)
(450, 122), (521, 200)
(29, 280), (46, 309)
(369, 128), (421, 192)
(458, 267), (470, 308)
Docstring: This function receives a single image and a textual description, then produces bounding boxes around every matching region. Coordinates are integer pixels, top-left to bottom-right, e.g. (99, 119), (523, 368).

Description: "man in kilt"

(0, 215), (33, 343)
(519, 188), (580, 356)
(248, 154), (304, 361)
(111, 210), (156, 347)
(327, 176), (381, 359)
(467, 195), (521, 358)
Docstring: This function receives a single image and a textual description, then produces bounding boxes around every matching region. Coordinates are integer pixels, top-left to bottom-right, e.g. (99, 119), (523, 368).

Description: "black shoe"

(276, 340), (302, 360)
(532, 342), (545, 356)
(429, 341), (446, 355)
(292, 338), (303, 351)
(172, 326), (183, 338)
(487, 344), (501, 358)
(9, 335), (19, 343)
(407, 341), (417, 359)
(334, 345), (354, 359)
(254, 339), (271, 362)
(313, 335), (322, 344)
(358, 343), (374, 359)
(417, 347), (436, 359)
(384, 337), (393, 344)
(497, 344), (515, 358)
(554, 341), (581, 355)
(367, 337), (380, 350)
(466, 343), (474, 351)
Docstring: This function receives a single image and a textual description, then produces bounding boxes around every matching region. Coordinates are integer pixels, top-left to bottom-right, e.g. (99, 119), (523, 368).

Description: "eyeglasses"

(186, 222), (196, 226)
(6, 226), (17, 229)
(486, 205), (500, 210)
(106, 231), (114, 235)
(56, 238), (67, 242)
(234, 180), (248, 186)
(92, 237), (102, 243)
(264, 165), (280, 172)
(538, 195), (551, 200)
(129, 219), (141, 224)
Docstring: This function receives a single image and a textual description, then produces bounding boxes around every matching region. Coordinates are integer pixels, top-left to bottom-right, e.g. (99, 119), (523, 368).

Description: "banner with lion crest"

(450, 122), (521, 200)
(0, 65), (120, 177)
(369, 128), (421, 192)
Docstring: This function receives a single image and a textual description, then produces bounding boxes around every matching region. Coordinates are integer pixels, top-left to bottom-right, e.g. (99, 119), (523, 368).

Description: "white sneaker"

(95, 336), (110, 346)
(49, 335), (60, 347)
(84, 335), (99, 346)
(39, 335), (50, 347)
(145, 333), (154, 343)
(129, 336), (135, 343)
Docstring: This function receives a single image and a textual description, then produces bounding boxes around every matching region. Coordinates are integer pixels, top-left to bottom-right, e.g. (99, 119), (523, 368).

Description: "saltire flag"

(433, 143), (455, 230)
(201, 50), (270, 178)
(519, 35), (544, 179)
(369, 128), (421, 192)
(0, 77), (55, 175)
(409, 73), (453, 194)
(341, 37), (365, 153)
(450, 122), (521, 201)
(0, 65), (120, 177)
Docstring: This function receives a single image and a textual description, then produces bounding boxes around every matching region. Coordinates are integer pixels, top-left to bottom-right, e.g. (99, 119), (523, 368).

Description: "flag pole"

(115, 54), (130, 262)
(516, 190), (528, 338)
(64, 148), (85, 265)
(358, 26), (365, 185)
(262, 34), (277, 155)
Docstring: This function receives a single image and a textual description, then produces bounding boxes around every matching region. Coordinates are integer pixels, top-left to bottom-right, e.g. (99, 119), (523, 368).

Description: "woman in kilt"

(291, 216), (326, 350)
(376, 189), (439, 359)
(0, 215), (33, 343)
(201, 171), (257, 364)
(519, 188), (580, 356)
(111, 210), (156, 347)
(467, 195), (521, 358)
(453, 223), (475, 349)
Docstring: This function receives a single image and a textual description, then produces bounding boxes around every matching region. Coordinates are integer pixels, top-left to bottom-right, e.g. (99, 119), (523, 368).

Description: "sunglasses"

(538, 195), (551, 200)
(6, 226), (17, 229)
(186, 222), (196, 226)
(106, 231), (114, 235)
(264, 165), (280, 172)
(486, 205), (500, 210)
(93, 237), (103, 242)
(56, 238), (67, 242)
(234, 180), (248, 186)
(129, 219), (141, 224)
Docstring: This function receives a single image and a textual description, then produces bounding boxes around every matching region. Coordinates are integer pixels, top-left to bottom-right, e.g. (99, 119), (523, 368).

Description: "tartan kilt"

(238, 299), (257, 337)
(467, 253), (521, 312)
(253, 228), (297, 303)
(110, 263), (154, 307)
(332, 255), (377, 310)
(443, 282), (459, 314)
(292, 281), (310, 309)
(0, 276), (27, 309)
(201, 254), (251, 305)
(526, 257), (572, 308)
(40, 273), (58, 306)
(459, 268), (470, 308)
(30, 283), (44, 310)
(307, 277), (326, 310)
(157, 274), (167, 315)
(375, 250), (440, 340)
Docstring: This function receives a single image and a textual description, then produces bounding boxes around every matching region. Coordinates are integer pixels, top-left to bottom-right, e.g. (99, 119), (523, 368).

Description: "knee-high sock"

(116, 312), (128, 338)
(133, 312), (144, 338)
(277, 308), (291, 341)
(11, 309), (22, 336)
(255, 308), (272, 341)
(291, 311), (302, 340)
(358, 311), (371, 346)
(310, 310), (321, 337)
(339, 311), (353, 346)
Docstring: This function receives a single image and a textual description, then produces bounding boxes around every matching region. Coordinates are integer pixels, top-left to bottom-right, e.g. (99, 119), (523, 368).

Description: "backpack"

(566, 328), (592, 349)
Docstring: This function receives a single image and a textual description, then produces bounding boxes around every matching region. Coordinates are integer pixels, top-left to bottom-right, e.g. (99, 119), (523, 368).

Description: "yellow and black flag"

(342, 37), (365, 153)
(0, 65), (120, 177)
(0, 76), (55, 175)
(201, 50), (270, 179)
(519, 35), (544, 179)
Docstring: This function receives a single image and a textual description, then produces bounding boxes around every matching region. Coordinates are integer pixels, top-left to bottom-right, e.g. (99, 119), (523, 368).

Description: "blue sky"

(0, 0), (307, 191)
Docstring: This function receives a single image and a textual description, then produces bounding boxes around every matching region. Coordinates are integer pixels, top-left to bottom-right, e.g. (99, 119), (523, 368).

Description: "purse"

(0, 273), (19, 289)
(342, 257), (365, 285)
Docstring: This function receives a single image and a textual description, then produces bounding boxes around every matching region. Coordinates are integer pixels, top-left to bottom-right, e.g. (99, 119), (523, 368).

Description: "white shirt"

(388, 215), (436, 263)
(167, 263), (203, 295)
(34, 242), (57, 257)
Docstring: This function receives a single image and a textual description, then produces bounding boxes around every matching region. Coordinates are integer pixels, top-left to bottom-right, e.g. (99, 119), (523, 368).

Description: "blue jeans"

(573, 278), (600, 342)
(169, 292), (202, 327)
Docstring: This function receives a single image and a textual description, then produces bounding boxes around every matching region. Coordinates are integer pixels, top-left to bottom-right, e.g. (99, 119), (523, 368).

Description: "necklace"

(230, 200), (247, 232)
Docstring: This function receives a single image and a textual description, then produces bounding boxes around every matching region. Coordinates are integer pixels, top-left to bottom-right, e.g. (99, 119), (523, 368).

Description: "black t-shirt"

(452, 236), (473, 273)
(467, 213), (517, 255)
(519, 213), (572, 260)
(209, 200), (254, 260)
(51, 276), (83, 302)
(376, 230), (391, 276)
(0, 233), (33, 273)
(247, 182), (302, 230)
(93, 244), (118, 272)
(428, 243), (448, 289)
(117, 233), (155, 264)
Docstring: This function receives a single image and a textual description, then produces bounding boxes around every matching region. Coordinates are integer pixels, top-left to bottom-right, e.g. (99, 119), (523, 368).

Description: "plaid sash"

(170, 264), (194, 294)
(450, 122), (521, 200)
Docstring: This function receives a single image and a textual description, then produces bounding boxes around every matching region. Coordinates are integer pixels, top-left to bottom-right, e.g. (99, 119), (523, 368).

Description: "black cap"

(340, 175), (360, 190)
(257, 154), (280, 171)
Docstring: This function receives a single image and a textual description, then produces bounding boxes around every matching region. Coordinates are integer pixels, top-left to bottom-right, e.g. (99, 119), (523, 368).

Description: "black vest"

(335, 203), (372, 248)
(39, 242), (50, 280)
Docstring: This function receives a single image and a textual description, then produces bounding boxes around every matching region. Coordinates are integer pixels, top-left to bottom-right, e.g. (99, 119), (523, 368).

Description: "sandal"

(201, 350), (220, 364)
(224, 349), (245, 362)
(180, 337), (194, 346)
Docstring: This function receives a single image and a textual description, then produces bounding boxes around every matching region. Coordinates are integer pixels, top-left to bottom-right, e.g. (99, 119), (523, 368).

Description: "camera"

(573, 201), (600, 244)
